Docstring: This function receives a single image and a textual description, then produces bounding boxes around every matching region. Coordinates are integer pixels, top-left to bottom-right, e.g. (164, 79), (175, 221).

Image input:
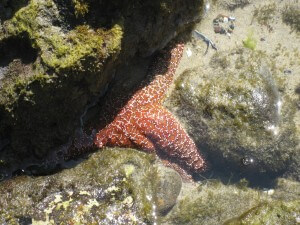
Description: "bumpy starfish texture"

(94, 42), (205, 173)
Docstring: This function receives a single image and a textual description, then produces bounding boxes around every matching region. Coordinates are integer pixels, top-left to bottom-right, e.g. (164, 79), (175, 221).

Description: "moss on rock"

(161, 179), (300, 225)
(0, 0), (203, 172)
(252, 3), (276, 28)
(0, 148), (159, 224)
(167, 47), (298, 175)
(225, 201), (300, 225)
(282, 3), (300, 33)
(162, 181), (264, 225)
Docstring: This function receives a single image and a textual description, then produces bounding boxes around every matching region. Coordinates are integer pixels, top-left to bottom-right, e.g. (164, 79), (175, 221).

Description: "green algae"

(0, 0), (203, 168)
(5, 1), (123, 71)
(0, 0), (124, 163)
(44, 23), (122, 70)
(161, 179), (300, 225)
(252, 3), (276, 27)
(0, 148), (158, 224)
(225, 201), (300, 225)
(72, 0), (89, 17)
(162, 181), (264, 225)
(243, 31), (257, 50)
(0, 0), (124, 96)
(282, 3), (300, 33)
(168, 47), (297, 174)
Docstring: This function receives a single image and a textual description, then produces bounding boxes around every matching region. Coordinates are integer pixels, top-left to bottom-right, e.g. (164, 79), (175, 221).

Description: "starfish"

(94, 41), (205, 173)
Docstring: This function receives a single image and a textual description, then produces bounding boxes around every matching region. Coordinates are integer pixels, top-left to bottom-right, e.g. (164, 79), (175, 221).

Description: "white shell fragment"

(229, 16), (236, 21)
(186, 48), (193, 57)
(205, 1), (210, 13)
(263, 189), (275, 195)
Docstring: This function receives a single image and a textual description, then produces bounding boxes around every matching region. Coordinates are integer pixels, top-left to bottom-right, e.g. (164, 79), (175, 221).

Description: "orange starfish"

(94, 42), (205, 173)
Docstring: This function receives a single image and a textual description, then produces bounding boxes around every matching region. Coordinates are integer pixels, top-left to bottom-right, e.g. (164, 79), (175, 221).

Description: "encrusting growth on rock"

(93, 41), (206, 174)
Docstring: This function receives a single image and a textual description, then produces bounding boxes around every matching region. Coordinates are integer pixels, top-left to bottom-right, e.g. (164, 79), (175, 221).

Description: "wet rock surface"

(0, 0), (299, 224)
(156, 166), (182, 215)
(0, 148), (159, 224)
(161, 179), (300, 225)
(1, 148), (299, 225)
(0, 0), (203, 174)
(166, 48), (298, 179)
(224, 201), (300, 225)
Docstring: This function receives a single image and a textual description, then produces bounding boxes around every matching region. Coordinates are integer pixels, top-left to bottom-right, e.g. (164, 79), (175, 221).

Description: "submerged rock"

(166, 48), (298, 177)
(282, 2), (300, 33)
(1, 147), (299, 224)
(0, 148), (159, 224)
(161, 179), (300, 225)
(224, 201), (300, 225)
(0, 0), (203, 173)
(156, 166), (182, 215)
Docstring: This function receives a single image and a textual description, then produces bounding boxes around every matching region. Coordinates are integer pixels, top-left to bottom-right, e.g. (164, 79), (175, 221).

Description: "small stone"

(283, 69), (292, 75)
(156, 166), (182, 215)
(263, 189), (275, 195)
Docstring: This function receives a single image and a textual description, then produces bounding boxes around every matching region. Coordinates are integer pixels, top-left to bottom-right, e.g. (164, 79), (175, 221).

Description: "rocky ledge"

(0, 0), (203, 173)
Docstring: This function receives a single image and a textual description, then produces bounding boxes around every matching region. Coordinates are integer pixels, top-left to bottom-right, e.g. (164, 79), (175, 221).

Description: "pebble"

(283, 69), (292, 75)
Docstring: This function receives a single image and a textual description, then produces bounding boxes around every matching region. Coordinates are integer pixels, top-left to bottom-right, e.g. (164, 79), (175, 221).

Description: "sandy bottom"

(170, 0), (300, 143)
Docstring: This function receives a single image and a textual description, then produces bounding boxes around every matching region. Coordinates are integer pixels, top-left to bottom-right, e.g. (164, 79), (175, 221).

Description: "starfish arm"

(133, 104), (206, 173)
(94, 123), (134, 148)
(124, 42), (185, 109)
(95, 118), (156, 152)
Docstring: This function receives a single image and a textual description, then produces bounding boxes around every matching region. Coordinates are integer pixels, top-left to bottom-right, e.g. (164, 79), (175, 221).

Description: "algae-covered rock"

(282, 2), (300, 33)
(0, 0), (124, 168)
(161, 179), (300, 225)
(219, 0), (252, 11)
(166, 48), (298, 176)
(271, 178), (300, 202)
(0, 148), (160, 224)
(0, 0), (203, 172)
(156, 166), (182, 215)
(162, 181), (265, 225)
(224, 201), (300, 225)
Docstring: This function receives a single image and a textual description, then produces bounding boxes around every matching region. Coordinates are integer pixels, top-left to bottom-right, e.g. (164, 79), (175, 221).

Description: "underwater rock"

(220, 0), (252, 11)
(156, 166), (182, 215)
(161, 178), (300, 225)
(0, 148), (160, 224)
(282, 2), (300, 33)
(296, 85), (300, 110)
(224, 201), (300, 225)
(0, 0), (203, 173)
(166, 48), (298, 176)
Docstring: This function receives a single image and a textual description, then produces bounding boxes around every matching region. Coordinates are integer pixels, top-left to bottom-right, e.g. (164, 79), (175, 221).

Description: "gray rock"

(0, 0), (203, 173)
(0, 148), (159, 224)
(156, 166), (182, 215)
(161, 179), (300, 225)
(166, 48), (298, 176)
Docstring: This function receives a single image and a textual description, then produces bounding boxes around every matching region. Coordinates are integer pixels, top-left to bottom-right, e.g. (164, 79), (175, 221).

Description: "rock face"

(156, 166), (182, 215)
(166, 48), (298, 177)
(0, 148), (159, 224)
(161, 179), (300, 225)
(1, 147), (299, 224)
(0, 0), (203, 171)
